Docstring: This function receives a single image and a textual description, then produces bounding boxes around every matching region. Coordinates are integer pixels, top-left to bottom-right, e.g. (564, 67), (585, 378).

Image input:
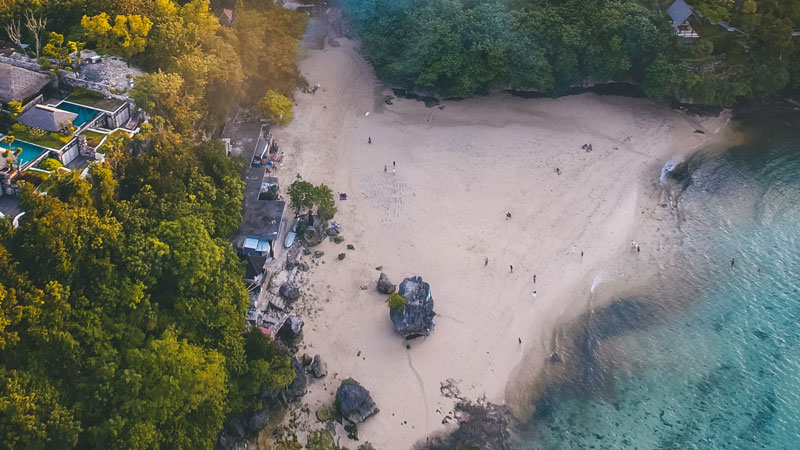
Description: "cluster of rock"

(389, 276), (436, 340)
(218, 356), (307, 449)
(376, 272), (396, 294)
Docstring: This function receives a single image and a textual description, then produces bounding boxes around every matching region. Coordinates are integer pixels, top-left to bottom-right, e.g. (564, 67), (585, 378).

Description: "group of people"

(383, 160), (396, 175)
(582, 143), (593, 152)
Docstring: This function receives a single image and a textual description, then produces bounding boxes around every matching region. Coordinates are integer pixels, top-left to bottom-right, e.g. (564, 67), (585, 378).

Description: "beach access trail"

(271, 39), (731, 449)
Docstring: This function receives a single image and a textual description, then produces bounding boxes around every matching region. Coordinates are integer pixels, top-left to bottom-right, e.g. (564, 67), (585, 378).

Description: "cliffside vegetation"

(342, 0), (800, 106)
(0, 1), (309, 448)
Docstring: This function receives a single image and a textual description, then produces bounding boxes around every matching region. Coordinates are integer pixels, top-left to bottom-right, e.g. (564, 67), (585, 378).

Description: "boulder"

(279, 283), (301, 301)
(279, 358), (307, 403)
(314, 251), (325, 258)
(309, 354), (327, 378)
(338, 253), (346, 260)
(333, 236), (345, 244)
(390, 276), (436, 340)
(376, 272), (396, 295)
(326, 227), (340, 236)
(347, 244), (355, 250)
(336, 379), (379, 424)
(303, 248), (312, 256)
(277, 315), (304, 345)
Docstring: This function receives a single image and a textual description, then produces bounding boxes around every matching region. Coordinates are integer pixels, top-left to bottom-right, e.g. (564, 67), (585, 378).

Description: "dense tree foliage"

(342, 0), (800, 105)
(0, 132), (295, 449)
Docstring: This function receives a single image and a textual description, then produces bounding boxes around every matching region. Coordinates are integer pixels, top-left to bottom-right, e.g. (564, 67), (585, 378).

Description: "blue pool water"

(515, 114), (800, 449)
(55, 101), (100, 128)
(0, 138), (49, 169)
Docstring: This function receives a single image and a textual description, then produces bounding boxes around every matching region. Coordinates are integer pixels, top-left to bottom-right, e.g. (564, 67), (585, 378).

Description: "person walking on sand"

(368, 137), (372, 144)
(384, 164), (387, 174)
(510, 265), (514, 273)
(533, 274), (536, 284)
(485, 257), (489, 266)
(518, 338), (522, 345)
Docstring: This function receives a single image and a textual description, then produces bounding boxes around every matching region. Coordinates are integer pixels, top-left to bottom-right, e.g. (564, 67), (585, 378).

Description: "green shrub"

(387, 293), (406, 312)
(38, 158), (63, 171)
(11, 122), (27, 133)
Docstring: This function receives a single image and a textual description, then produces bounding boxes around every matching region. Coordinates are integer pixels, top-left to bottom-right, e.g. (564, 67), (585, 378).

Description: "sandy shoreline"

(266, 39), (733, 449)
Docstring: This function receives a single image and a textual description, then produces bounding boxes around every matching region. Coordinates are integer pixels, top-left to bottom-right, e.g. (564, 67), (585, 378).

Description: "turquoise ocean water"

(515, 113), (800, 449)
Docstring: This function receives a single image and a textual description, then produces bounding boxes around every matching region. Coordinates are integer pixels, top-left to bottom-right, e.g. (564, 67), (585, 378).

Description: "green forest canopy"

(0, 1), (307, 449)
(342, 0), (800, 106)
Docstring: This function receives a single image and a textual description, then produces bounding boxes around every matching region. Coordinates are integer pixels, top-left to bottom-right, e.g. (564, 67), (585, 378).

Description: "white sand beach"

(268, 39), (732, 449)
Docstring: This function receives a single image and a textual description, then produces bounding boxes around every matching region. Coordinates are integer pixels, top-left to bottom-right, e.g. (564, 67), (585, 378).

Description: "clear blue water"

(0, 139), (49, 168)
(55, 101), (100, 128)
(516, 114), (800, 449)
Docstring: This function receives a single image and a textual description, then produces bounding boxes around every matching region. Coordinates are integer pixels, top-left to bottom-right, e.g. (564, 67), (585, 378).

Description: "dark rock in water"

(338, 253), (346, 260)
(310, 354), (327, 378)
(336, 379), (379, 424)
(347, 244), (355, 250)
(391, 276), (436, 339)
(279, 283), (301, 301)
(424, 401), (511, 450)
(333, 235), (345, 244)
(314, 251), (325, 258)
(549, 352), (562, 363)
(277, 315), (304, 346)
(376, 272), (396, 295)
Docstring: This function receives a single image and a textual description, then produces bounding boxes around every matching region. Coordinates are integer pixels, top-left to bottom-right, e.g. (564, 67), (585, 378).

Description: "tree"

(24, 11), (48, 59)
(259, 90), (293, 125)
(387, 293), (407, 312)
(81, 13), (153, 63)
(287, 179), (316, 213)
(42, 32), (84, 74)
(7, 101), (22, 120)
(129, 71), (200, 134)
(3, 19), (26, 56)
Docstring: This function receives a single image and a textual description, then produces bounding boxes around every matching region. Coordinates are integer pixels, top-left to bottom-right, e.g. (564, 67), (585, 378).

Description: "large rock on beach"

(279, 283), (301, 301)
(277, 315), (304, 345)
(391, 276), (436, 340)
(376, 272), (396, 294)
(336, 379), (379, 424)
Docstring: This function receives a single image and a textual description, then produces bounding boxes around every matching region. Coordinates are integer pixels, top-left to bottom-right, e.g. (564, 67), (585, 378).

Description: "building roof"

(0, 63), (50, 103)
(244, 254), (268, 280)
(18, 104), (78, 133)
(219, 8), (234, 26)
(238, 199), (286, 242)
(667, 0), (693, 26)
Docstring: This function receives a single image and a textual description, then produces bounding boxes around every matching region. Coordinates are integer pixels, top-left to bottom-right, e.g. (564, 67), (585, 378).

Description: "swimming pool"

(55, 101), (100, 128)
(0, 138), (49, 169)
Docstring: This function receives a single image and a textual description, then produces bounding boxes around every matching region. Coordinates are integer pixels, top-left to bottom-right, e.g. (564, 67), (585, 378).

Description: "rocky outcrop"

(390, 276), (436, 340)
(309, 354), (327, 378)
(376, 272), (396, 294)
(279, 283), (300, 301)
(336, 379), (379, 424)
(424, 401), (512, 450)
(277, 315), (303, 346)
(218, 357), (307, 450)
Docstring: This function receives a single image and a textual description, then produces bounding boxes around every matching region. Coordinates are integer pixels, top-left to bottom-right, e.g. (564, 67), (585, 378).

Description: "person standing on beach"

(533, 274), (536, 283)
(510, 265), (513, 273)
(384, 165), (387, 173)
(485, 257), (489, 266)
(368, 137), (372, 144)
